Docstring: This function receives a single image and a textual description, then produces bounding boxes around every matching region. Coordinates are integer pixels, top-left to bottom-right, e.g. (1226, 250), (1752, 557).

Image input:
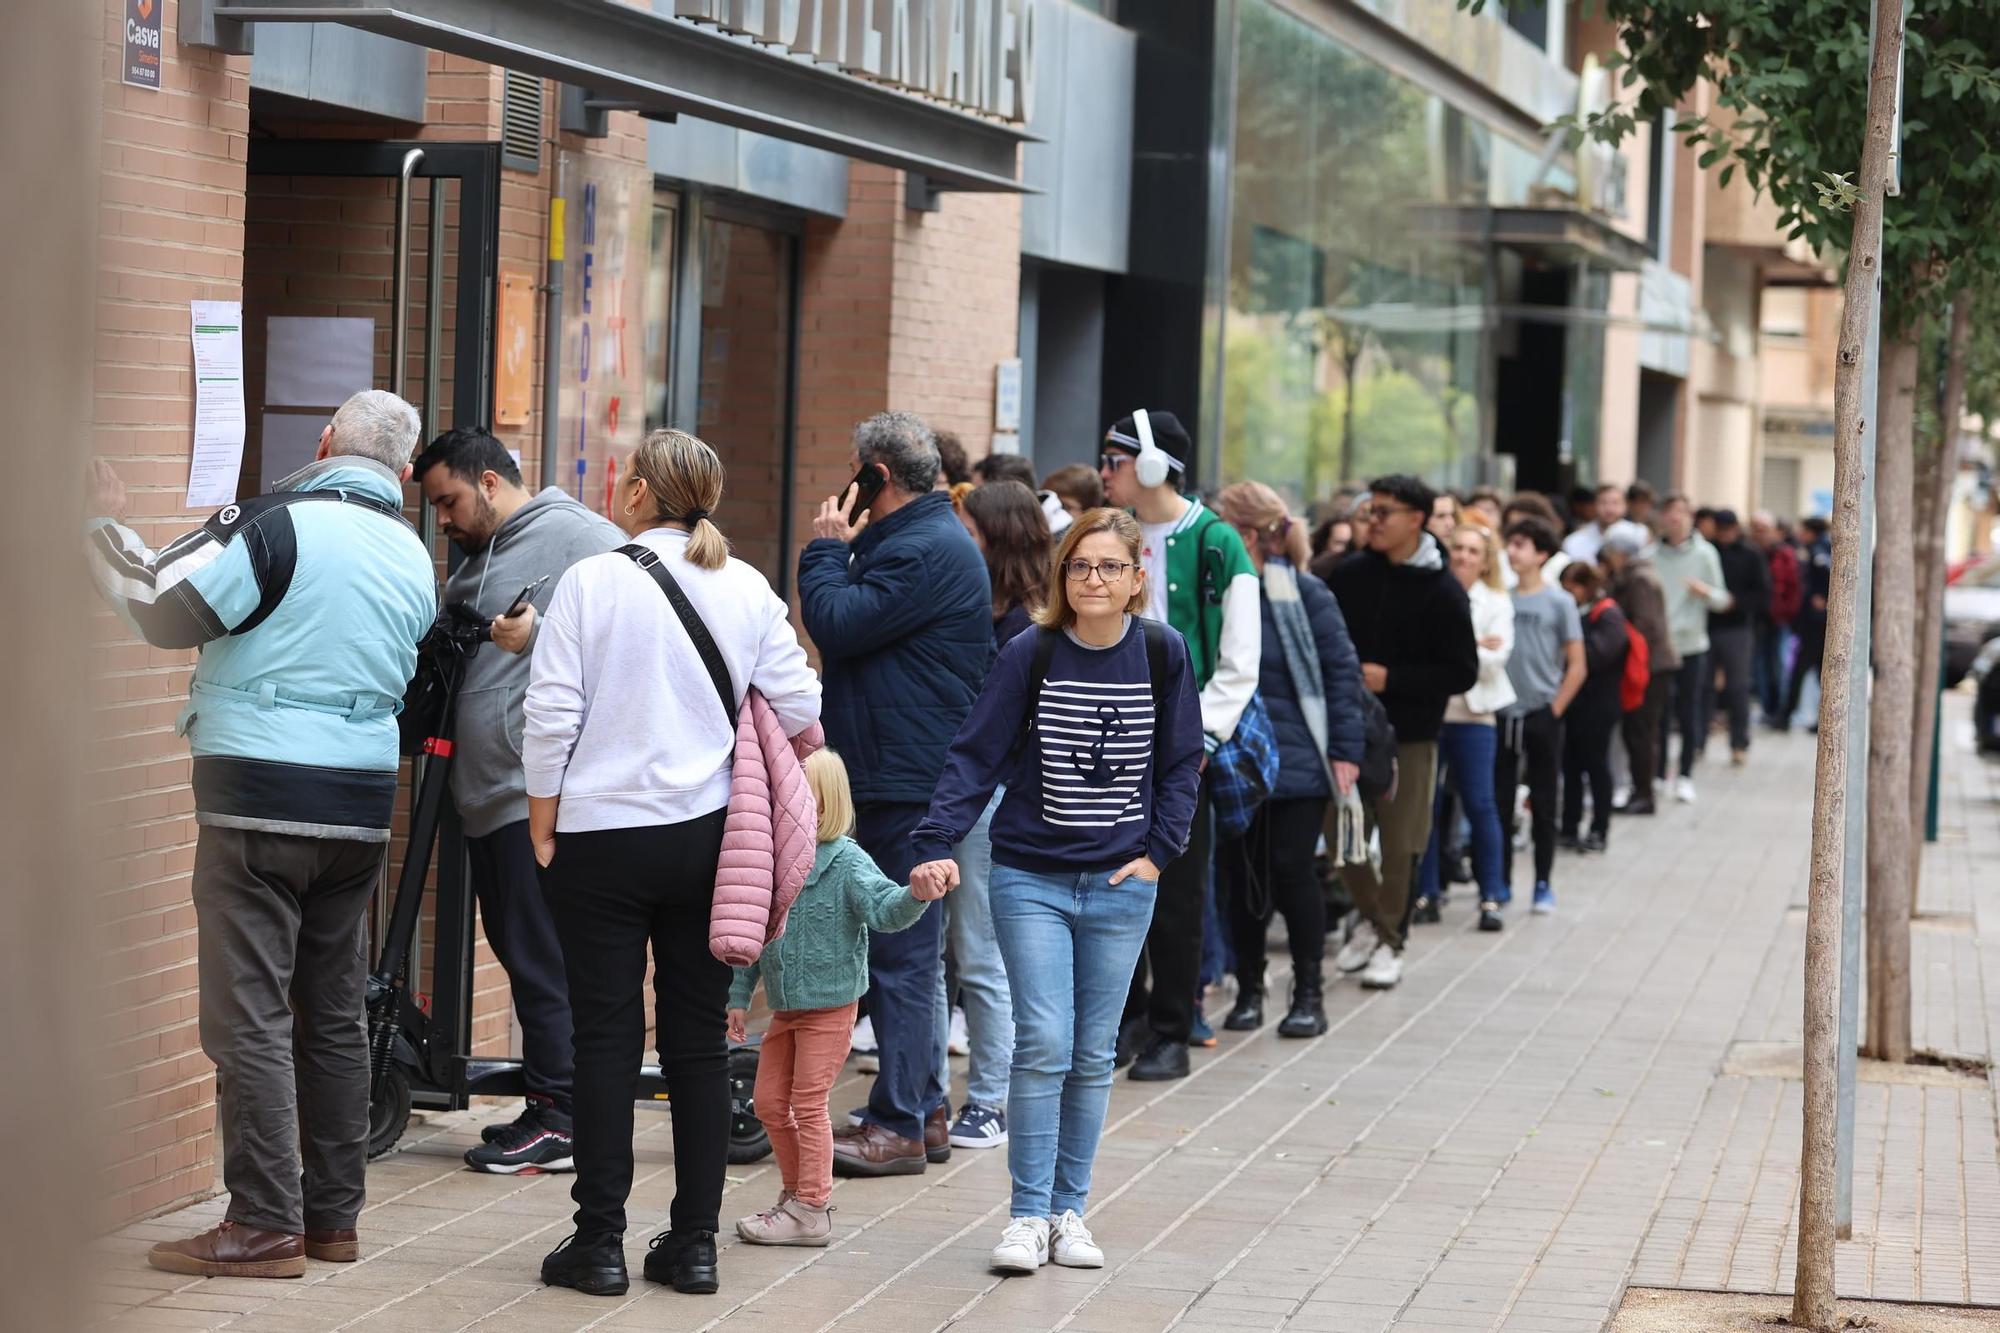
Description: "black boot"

(1277, 961), (1328, 1039)
(643, 1230), (719, 1295)
(542, 1232), (629, 1297)
(1224, 962), (1265, 1031)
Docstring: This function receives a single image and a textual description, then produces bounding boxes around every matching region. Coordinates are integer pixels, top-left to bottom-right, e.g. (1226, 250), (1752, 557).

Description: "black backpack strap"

(618, 543), (735, 730)
(208, 488), (418, 638)
(1140, 616), (1170, 768)
(1008, 627), (1061, 769)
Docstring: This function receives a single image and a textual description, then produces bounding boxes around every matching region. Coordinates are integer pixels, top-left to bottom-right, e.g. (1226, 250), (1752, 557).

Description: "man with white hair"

(87, 388), (436, 1279)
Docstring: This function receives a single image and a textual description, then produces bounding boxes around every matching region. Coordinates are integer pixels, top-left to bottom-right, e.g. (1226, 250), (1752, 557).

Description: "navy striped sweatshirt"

(911, 615), (1206, 875)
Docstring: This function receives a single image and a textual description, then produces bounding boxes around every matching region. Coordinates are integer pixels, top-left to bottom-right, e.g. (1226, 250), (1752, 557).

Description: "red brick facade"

(87, 9), (1020, 1226)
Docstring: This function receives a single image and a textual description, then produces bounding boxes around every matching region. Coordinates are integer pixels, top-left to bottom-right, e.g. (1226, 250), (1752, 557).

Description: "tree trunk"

(1865, 323), (1920, 1065)
(1794, 1), (1904, 1325)
(1339, 335), (1361, 484)
(1908, 292), (1972, 905)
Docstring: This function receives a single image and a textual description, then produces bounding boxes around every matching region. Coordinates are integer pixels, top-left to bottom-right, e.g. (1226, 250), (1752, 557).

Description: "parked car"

(1944, 554), (2000, 686)
(1973, 634), (2000, 756)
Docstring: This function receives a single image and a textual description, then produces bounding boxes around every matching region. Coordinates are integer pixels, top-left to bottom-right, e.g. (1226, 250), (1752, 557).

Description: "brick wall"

(886, 176), (1022, 458)
(792, 164), (1022, 559)
(90, 0), (249, 1226)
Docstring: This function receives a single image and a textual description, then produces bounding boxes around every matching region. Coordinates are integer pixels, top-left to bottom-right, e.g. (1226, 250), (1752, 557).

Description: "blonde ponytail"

(630, 428), (730, 570)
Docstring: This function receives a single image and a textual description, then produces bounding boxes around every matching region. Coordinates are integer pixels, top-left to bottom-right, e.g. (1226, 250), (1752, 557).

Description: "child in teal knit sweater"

(726, 749), (947, 1246)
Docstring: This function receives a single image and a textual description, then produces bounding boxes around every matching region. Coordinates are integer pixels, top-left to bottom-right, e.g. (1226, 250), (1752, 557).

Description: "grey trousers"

(191, 825), (381, 1234)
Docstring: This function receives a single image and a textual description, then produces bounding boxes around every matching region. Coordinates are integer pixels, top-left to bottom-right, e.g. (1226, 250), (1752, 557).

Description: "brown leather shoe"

(305, 1227), (359, 1262)
(147, 1221), (305, 1278)
(830, 1121), (926, 1177)
(924, 1102), (952, 1164)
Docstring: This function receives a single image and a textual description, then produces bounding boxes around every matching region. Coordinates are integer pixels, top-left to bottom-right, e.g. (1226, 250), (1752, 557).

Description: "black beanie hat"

(1104, 409), (1193, 470)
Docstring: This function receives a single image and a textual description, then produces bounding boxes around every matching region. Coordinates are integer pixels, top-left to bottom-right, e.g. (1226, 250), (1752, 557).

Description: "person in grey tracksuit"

(415, 427), (624, 1173)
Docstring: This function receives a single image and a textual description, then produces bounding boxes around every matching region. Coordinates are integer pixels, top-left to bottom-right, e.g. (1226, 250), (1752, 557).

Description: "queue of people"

(87, 387), (1824, 1295)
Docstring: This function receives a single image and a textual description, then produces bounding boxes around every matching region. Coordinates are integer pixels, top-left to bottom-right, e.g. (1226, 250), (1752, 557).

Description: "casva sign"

(124, 0), (162, 90)
(673, 0), (1035, 122)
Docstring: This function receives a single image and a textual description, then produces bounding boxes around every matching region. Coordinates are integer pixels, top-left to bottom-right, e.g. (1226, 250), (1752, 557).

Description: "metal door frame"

(247, 139), (501, 1113)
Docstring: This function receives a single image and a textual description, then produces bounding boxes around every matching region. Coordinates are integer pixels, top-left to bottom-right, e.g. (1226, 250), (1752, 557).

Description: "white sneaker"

(1674, 777), (1697, 805)
(1049, 1210), (1104, 1268)
(990, 1216), (1051, 1273)
(1358, 944), (1403, 990)
(948, 1006), (970, 1057)
(850, 1015), (878, 1054)
(1334, 918), (1379, 974)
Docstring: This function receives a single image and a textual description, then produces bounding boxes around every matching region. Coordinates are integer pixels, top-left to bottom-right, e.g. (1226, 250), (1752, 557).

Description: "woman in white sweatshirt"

(1414, 522), (1515, 932)
(523, 429), (821, 1301)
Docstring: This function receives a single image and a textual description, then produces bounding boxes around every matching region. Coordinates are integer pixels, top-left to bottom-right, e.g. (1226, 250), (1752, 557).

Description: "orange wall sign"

(495, 270), (536, 426)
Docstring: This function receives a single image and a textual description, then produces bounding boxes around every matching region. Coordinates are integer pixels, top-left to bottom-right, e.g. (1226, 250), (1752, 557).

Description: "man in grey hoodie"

(415, 427), (624, 1174)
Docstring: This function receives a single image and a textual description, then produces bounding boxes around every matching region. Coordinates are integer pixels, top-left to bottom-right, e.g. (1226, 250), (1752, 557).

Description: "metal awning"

(206, 0), (1031, 191)
(1411, 204), (1656, 272)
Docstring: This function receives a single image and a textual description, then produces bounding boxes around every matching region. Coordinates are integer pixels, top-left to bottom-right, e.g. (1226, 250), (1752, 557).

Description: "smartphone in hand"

(503, 574), (552, 619)
(846, 462), (888, 515)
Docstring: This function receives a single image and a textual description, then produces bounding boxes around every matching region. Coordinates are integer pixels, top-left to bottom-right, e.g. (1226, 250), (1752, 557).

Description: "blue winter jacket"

(1260, 568), (1368, 800)
(797, 490), (991, 805)
(87, 458), (437, 840)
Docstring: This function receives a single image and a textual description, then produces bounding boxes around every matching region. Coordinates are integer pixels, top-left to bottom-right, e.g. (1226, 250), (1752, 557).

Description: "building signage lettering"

(124, 0), (162, 90)
(673, 0), (1036, 122)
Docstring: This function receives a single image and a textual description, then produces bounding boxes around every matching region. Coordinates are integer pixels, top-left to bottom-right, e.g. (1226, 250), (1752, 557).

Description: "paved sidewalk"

(87, 701), (2000, 1332)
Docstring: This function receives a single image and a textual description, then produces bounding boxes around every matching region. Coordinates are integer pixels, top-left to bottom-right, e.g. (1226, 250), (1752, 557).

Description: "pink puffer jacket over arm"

(710, 688), (823, 965)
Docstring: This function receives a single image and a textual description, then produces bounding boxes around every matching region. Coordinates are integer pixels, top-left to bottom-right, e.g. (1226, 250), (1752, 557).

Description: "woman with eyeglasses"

(1214, 482), (1365, 1038)
(908, 508), (1203, 1276)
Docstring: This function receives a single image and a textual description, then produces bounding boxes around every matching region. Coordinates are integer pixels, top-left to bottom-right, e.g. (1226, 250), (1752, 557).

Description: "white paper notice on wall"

(266, 316), (376, 408)
(188, 301), (247, 509)
(261, 411), (327, 486)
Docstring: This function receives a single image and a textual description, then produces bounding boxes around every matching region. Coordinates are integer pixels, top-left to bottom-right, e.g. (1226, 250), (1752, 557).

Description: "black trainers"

(1581, 832), (1608, 854)
(465, 1099), (574, 1175)
(1478, 901), (1504, 932)
(644, 1229), (720, 1294)
(1128, 1036), (1190, 1082)
(1412, 896), (1442, 925)
(542, 1232), (628, 1296)
(1223, 991), (1264, 1031)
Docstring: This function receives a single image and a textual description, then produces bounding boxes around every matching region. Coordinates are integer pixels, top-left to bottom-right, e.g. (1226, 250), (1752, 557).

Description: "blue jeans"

(856, 801), (945, 1142)
(1418, 722), (1505, 903)
(991, 863), (1157, 1219)
(935, 790), (1013, 1112)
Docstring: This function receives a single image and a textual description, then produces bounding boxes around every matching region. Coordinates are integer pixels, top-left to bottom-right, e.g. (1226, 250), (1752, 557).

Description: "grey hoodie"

(442, 487), (624, 837)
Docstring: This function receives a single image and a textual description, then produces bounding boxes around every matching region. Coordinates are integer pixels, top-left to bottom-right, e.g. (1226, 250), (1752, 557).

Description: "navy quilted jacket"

(798, 491), (992, 805)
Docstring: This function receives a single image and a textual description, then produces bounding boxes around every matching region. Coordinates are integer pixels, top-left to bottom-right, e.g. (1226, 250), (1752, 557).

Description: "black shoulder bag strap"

(1008, 627), (1062, 770)
(1140, 616), (1170, 769)
(618, 544), (735, 730)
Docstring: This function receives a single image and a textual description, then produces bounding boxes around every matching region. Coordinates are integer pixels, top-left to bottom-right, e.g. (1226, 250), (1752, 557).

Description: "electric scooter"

(364, 603), (769, 1164)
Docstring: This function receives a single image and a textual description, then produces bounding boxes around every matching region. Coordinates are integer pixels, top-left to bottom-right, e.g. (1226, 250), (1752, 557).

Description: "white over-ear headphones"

(1132, 408), (1171, 488)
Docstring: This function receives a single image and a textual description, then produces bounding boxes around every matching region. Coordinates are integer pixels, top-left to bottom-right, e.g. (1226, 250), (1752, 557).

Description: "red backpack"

(1588, 600), (1650, 712)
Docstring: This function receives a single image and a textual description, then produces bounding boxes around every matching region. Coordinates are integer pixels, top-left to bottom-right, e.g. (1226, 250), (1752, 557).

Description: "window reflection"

(1221, 2), (1499, 504)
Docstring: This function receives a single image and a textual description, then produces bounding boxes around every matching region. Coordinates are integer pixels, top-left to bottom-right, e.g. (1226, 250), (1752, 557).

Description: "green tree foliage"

(1462, 0), (2000, 334)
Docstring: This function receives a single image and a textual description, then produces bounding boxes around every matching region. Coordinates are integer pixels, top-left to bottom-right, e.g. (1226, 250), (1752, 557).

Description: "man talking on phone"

(415, 427), (623, 1173)
(798, 412), (991, 1176)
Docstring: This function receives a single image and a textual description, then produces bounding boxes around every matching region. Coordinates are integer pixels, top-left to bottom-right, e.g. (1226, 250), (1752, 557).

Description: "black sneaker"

(542, 1232), (628, 1296)
(644, 1230), (719, 1294)
(1478, 902), (1504, 932)
(465, 1102), (574, 1175)
(479, 1094), (556, 1144)
(1558, 833), (1583, 853)
(1128, 1036), (1190, 1082)
(1580, 832), (1608, 854)
(1412, 896), (1442, 925)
